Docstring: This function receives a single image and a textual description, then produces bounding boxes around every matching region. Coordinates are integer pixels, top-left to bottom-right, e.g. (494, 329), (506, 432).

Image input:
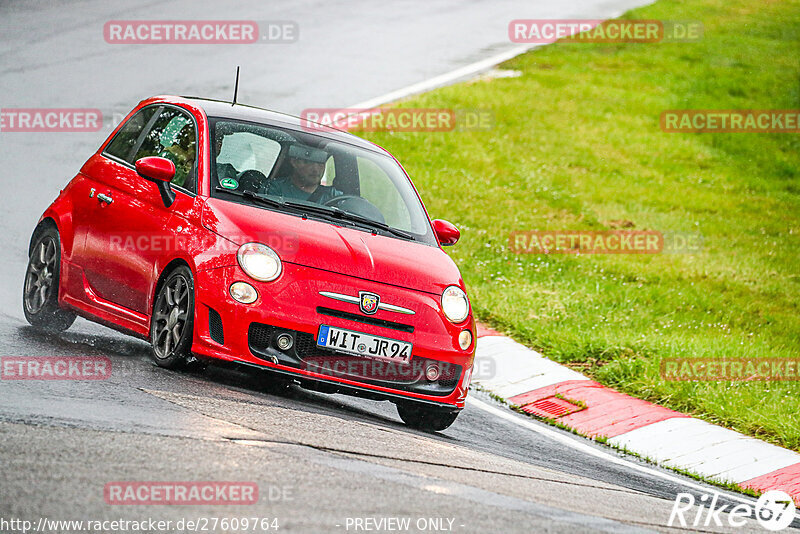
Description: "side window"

(104, 107), (157, 163)
(134, 107), (197, 192)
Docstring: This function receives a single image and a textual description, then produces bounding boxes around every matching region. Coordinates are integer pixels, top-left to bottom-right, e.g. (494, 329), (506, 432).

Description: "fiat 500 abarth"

(23, 96), (475, 431)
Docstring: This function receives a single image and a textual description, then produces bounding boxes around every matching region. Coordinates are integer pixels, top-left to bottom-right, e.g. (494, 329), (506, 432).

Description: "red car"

(23, 96), (475, 431)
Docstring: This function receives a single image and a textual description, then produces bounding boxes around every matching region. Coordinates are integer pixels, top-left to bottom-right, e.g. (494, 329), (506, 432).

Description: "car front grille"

(247, 322), (460, 396)
(294, 331), (319, 358)
(248, 323), (275, 351)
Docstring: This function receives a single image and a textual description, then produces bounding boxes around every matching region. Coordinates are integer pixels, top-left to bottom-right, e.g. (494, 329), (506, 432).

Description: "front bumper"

(191, 262), (475, 409)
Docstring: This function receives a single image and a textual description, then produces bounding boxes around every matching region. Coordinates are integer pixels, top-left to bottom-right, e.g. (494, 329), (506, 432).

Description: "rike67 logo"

(669, 490), (796, 531)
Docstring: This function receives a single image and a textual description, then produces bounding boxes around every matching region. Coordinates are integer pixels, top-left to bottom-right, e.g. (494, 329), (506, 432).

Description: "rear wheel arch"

(28, 218), (59, 257)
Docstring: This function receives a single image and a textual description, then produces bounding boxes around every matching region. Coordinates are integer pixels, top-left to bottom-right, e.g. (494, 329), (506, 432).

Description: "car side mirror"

(135, 156), (176, 208)
(433, 219), (460, 246)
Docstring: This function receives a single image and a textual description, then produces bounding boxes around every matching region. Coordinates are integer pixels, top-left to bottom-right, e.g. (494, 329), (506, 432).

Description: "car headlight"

(441, 285), (469, 323)
(237, 242), (282, 282)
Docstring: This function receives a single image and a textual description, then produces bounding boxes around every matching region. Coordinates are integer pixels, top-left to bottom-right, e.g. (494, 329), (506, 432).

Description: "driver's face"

(290, 158), (325, 187)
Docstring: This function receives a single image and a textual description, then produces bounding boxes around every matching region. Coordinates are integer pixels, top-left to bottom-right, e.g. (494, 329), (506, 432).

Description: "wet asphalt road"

(1, 1), (797, 533)
(1, 319), (791, 533)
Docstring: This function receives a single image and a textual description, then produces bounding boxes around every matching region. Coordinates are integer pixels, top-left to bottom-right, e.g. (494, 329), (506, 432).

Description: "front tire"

(23, 227), (76, 332)
(396, 402), (460, 432)
(150, 266), (199, 370)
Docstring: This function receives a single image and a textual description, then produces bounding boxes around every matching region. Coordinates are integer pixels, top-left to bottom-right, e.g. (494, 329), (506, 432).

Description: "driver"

(267, 144), (343, 203)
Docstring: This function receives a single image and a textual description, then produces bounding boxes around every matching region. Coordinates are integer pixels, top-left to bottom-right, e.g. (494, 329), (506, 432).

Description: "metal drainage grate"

(521, 396), (584, 418)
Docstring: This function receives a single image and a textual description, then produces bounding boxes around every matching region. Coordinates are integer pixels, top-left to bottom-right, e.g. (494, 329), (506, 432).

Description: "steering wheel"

(323, 195), (386, 224)
(237, 169), (268, 193)
(323, 195), (360, 207)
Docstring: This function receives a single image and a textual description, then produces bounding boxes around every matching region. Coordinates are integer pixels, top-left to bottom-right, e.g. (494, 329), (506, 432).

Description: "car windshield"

(209, 118), (436, 245)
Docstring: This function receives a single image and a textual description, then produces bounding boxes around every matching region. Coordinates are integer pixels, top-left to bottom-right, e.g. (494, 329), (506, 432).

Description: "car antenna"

(232, 66), (240, 106)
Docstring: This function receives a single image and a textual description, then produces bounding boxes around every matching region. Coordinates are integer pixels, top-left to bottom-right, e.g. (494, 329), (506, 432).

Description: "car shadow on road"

(13, 324), (459, 442)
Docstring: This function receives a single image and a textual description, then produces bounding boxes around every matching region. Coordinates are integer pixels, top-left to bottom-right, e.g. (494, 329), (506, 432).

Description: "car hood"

(201, 198), (462, 294)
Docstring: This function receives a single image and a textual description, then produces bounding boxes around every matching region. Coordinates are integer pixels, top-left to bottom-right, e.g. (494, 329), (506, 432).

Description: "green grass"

(359, 0), (800, 451)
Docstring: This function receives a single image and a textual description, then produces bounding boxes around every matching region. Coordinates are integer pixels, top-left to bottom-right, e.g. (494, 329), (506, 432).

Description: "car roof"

(151, 95), (389, 156)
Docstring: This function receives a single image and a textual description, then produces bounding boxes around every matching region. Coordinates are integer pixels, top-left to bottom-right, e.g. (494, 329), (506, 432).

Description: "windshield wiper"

(282, 200), (415, 240)
(214, 186), (288, 210)
(214, 187), (415, 240)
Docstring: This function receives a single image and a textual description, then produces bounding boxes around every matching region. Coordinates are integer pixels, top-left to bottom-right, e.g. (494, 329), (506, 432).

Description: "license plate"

(317, 325), (412, 364)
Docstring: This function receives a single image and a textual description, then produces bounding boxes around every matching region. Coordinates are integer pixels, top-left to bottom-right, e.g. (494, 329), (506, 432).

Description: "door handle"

(97, 193), (113, 205)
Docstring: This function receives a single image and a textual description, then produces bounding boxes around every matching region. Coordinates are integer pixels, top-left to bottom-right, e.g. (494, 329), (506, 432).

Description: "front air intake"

(208, 307), (224, 345)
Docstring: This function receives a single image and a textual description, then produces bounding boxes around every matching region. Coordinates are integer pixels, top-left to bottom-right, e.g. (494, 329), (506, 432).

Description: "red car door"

(73, 105), (199, 315)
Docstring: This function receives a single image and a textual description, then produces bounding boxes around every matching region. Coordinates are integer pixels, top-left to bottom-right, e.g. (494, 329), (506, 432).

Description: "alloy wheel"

(152, 274), (190, 359)
(24, 237), (57, 314)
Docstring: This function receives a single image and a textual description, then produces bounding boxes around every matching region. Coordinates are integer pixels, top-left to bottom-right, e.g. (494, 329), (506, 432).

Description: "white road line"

(348, 45), (533, 109)
(467, 396), (758, 507)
